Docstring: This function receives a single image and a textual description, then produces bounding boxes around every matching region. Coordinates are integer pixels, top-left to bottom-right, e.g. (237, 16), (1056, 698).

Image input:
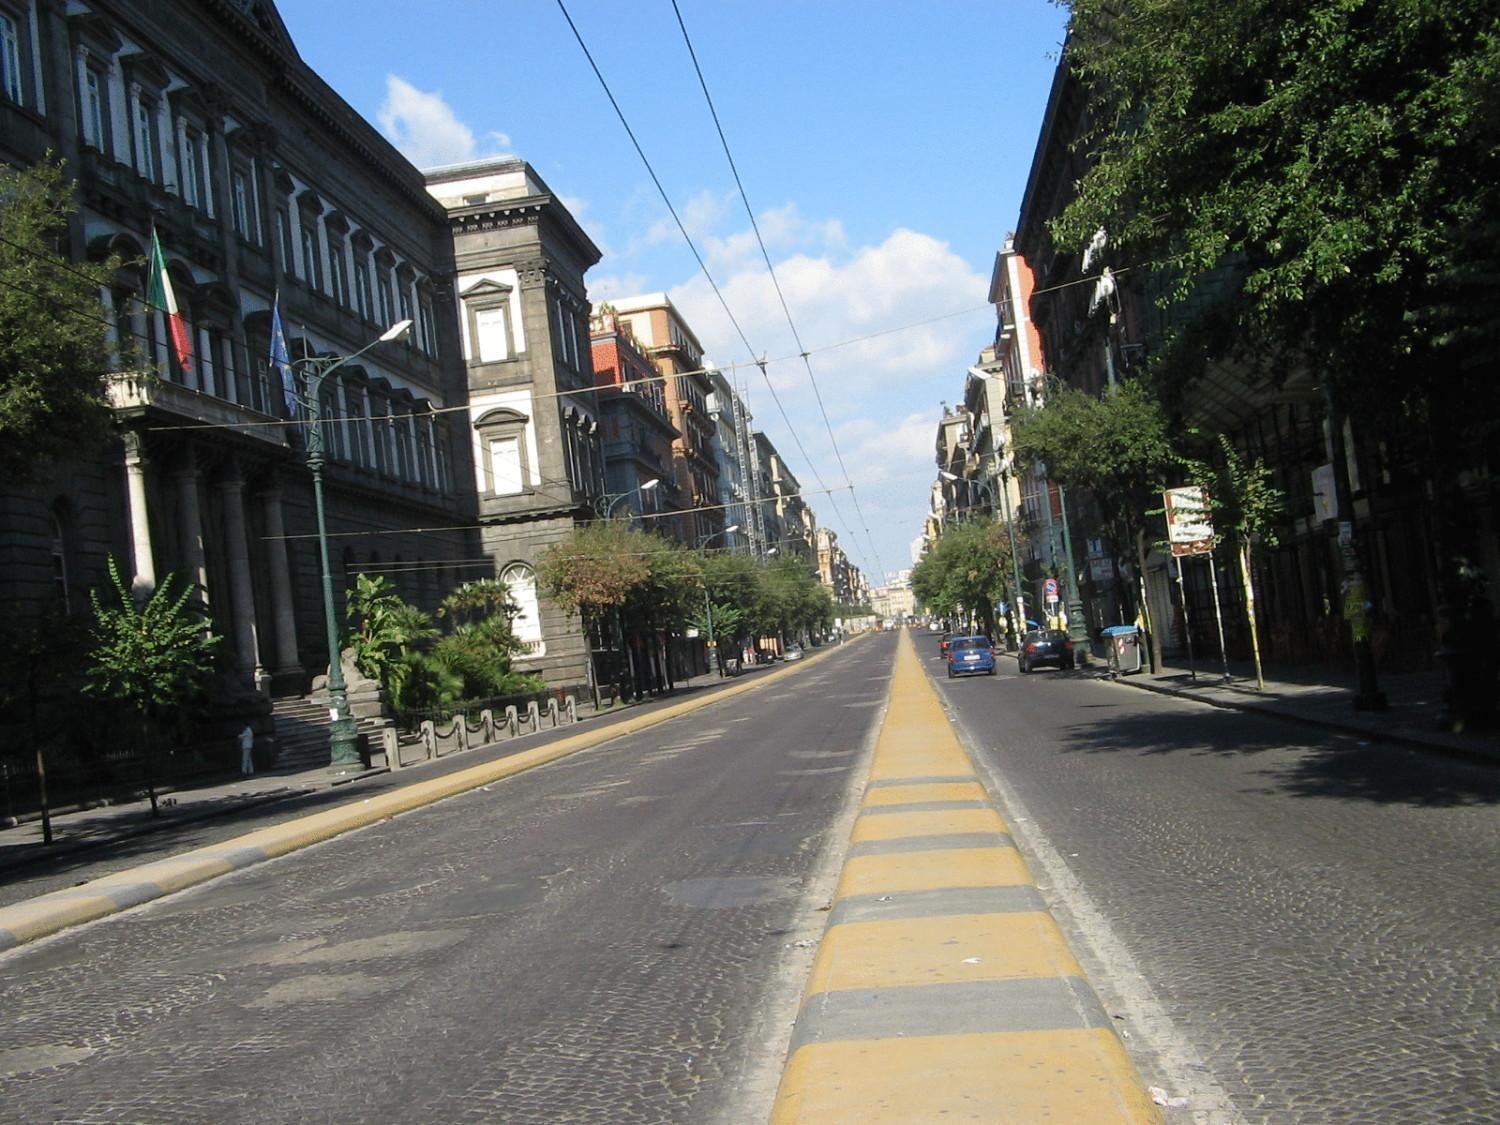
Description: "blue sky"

(277, 0), (1069, 583)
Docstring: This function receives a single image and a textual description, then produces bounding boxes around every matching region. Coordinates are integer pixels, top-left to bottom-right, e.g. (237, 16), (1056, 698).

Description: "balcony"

(106, 371), (288, 449)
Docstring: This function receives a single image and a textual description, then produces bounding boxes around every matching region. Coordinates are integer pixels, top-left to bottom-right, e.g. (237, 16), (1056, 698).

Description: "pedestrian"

(239, 725), (255, 775)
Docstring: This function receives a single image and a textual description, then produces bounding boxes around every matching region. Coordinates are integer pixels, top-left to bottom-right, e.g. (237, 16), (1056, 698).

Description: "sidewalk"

(0, 666), (736, 886)
(1080, 649), (1499, 764)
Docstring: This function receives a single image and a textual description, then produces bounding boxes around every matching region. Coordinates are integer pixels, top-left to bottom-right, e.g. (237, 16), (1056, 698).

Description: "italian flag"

(147, 228), (193, 374)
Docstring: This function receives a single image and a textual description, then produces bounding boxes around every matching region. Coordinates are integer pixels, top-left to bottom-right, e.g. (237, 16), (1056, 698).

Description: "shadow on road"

(1052, 704), (1500, 809)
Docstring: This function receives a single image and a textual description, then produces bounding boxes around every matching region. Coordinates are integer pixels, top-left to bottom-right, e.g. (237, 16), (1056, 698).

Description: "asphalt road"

(0, 640), (891, 1124)
(925, 637), (1500, 1124)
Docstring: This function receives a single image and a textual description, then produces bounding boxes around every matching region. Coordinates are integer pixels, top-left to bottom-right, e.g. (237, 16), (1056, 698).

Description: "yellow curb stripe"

(772, 1028), (1161, 1124)
(861, 781), (986, 806)
(805, 912), (1083, 994)
(851, 806), (1008, 842)
(773, 629), (1159, 1123)
(836, 846), (1033, 898)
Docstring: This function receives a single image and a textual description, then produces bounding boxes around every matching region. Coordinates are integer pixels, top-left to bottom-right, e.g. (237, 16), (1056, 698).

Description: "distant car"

(782, 643), (805, 662)
(1018, 629), (1075, 673)
(946, 635), (996, 678)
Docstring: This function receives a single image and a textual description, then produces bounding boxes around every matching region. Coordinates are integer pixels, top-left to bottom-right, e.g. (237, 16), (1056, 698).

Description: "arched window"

(501, 562), (544, 656)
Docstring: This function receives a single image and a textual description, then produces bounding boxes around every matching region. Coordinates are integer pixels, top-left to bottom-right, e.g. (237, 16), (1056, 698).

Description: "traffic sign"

(1044, 578), (1059, 603)
(1164, 486), (1215, 556)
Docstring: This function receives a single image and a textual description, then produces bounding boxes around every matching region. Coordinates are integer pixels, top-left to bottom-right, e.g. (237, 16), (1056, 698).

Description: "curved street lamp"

(601, 476), (660, 519)
(695, 525), (740, 674)
(293, 318), (412, 774)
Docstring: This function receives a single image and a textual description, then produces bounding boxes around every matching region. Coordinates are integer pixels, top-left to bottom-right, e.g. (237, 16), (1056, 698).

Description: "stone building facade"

(589, 304), (681, 533)
(1, 0), (474, 710)
(607, 294), (724, 546)
(426, 158), (603, 688)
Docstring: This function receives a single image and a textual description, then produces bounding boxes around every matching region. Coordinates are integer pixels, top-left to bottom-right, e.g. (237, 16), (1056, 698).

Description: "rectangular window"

(328, 242), (348, 307)
(0, 14), (21, 104)
(419, 298), (435, 355)
(301, 225), (321, 290)
(232, 171), (254, 240)
(489, 436), (523, 495)
(181, 130), (201, 207)
(134, 99), (156, 180)
(276, 209), (294, 274)
(474, 306), (509, 362)
(83, 69), (106, 147)
(399, 289), (413, 344)
(354, 261), (372, 321)
(377, 275), (393, 325)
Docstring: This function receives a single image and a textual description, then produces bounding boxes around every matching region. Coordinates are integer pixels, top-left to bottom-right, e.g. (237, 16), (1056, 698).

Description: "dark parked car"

(946, 635), (996, 677)
(1018, 629), (1076, 673)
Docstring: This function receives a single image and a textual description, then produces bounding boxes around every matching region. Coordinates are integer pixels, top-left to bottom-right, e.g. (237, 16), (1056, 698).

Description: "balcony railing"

(106, 371), (288, 449)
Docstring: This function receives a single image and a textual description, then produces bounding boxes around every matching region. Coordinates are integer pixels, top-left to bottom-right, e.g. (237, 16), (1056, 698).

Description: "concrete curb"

(1110, 672), (1499, 766)
(770, 631), (1159, 1123)
(997, 649), (1498, 766)
(0, 643), (853, 954)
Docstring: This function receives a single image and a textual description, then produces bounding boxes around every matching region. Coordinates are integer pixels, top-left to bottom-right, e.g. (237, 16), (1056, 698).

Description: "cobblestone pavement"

(0, 642), (891, 1123)
(930, 648), (1500, 1124)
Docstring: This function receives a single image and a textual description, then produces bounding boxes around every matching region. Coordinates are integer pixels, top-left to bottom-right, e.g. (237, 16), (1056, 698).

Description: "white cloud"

(634, 189), (736, 252)
(377, 76), (511, 169)
(672, 226), (989, 399)
(661, 218), (991, 577)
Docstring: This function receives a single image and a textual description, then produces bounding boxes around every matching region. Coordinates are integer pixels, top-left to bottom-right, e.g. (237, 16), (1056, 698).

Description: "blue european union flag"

(270, 298), (297, 416)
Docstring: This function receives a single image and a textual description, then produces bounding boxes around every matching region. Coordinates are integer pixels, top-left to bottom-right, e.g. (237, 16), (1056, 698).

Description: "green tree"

(85, 558), (220, 816)
(1011, 379), (1177, 662)
(1055, 0), (1500, 720)
(0, 159), (119, 482)
(431, 579), (538, 701)
(0, 611), (88, 843)
(1056, 0), (1500, 410)
(910, 519), (1021, 639)
(345, 572), (439, 712)
(1181, 435), (1287, 691)
(538, 521), (701, 696)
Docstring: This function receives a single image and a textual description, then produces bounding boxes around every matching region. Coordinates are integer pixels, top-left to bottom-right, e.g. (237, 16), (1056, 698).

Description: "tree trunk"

(1239, 540), (1266, 691)
(1136, 529), (1162, 672)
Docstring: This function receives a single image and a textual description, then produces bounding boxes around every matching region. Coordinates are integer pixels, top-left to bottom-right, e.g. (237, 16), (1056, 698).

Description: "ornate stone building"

(426, 158), (604, 687)
(1, 0), (474, 714)
(589, 304), (682, 532)
(607, 294), (724, 546)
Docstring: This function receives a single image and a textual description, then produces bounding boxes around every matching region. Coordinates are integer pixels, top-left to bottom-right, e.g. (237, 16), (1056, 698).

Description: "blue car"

(946, 635), (996, 678)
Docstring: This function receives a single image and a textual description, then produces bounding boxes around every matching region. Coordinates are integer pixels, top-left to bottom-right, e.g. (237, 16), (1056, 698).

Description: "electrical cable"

(554, 0), (860, 580)
(669, 0), (885, 581)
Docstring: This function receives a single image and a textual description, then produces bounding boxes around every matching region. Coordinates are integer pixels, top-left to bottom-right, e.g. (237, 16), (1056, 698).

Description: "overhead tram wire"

(669, 0), (885, 581)
(554, 0), (858, 559)
(264, 484), (851, 544)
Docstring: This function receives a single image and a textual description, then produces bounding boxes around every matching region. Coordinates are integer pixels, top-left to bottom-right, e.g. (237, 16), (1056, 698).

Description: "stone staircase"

(269, 695), (391, 773)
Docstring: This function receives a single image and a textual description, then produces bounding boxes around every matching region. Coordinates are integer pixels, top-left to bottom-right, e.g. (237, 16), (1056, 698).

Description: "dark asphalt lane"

(923, 640), (1500, 1124)
(0, 638), (895, 1124)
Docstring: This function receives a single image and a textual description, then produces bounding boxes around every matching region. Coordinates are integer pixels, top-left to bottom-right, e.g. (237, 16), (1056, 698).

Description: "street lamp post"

(994, 459), (1028, 649)
(696, 524), (740, 675)
(595, 478), (659, 701)
(600, 477), (660, 520)
(944, 468), (1027, 648)
(1054, 480), (1089, 651)
(294, 318), (413, 774)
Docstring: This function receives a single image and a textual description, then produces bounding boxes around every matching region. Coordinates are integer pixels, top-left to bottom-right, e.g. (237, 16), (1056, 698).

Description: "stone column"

(217, 473), (267, 693)
(172, 452), (208, 610)
(260, 485), (302, 677)
(122, 431), (157, 595)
